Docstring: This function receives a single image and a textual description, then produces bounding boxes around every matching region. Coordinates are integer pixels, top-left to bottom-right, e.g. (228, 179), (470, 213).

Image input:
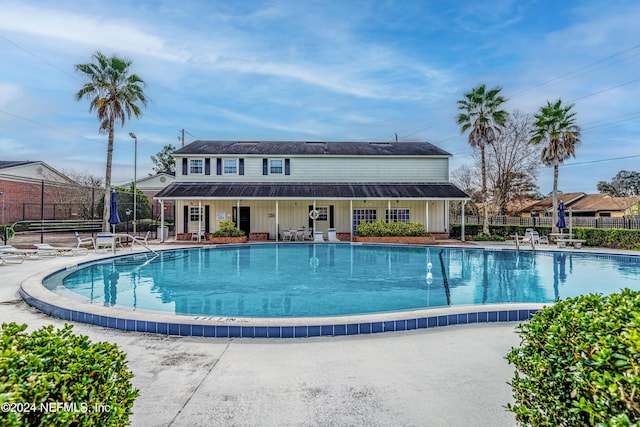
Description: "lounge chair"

(0, 252), (25, 264)
(131, 231), (150, 249)
(75, 232), (96, 250)
(314, 231), (325, 242)
(327, 228), (340, 242)
(0, 244), (55, 260)
(34, 243), (89, 256)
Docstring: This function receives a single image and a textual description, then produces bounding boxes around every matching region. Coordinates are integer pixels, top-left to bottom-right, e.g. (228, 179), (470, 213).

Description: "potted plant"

(209, 221), (247, 244)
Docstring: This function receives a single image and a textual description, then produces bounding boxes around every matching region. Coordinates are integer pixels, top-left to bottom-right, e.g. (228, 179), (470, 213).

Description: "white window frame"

(386, 208), (410, 223)
(189, 159), (203, 174)
(269, 158), (284, 175)
(352, 208), (377, 234)
(223, 158), (238, 175)
(189, 206), (203, 222)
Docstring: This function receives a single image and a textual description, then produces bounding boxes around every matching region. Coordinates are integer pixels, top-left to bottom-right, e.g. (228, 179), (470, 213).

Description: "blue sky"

(1, 0), (639, 194)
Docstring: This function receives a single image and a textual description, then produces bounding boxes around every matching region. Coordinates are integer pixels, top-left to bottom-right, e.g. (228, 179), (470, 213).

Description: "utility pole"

(179, 129), (194, 147)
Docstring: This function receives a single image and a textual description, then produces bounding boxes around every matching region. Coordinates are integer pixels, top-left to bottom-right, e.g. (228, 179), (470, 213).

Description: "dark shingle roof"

(0, 161), (36, 169)
(156, 182), (468, 199)
(173, 141), (451, 157)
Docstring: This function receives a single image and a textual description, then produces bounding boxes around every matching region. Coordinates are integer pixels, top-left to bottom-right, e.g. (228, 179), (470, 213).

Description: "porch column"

(425, 201), (430, 232)
(461, 200), (466, 242)
(198, 200), (202, 236)
(160, 200), (165, 242)
(236, 199), (240, 229)
(313, 200), (316, 235)
(445, 199), (449, 233)
(387, 200), (391, 223)
(350, 199), (353, 241)
(275, 200), (279, 242)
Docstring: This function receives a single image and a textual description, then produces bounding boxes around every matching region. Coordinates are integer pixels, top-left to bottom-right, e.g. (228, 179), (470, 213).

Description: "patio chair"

(303, 228), (313, 241)
(131, 231), (151, 249)
(327, 228), (340, 242)
(34, 243), (89, 256)
(282, 228), (293, 241)
(75, 232), (96, 250)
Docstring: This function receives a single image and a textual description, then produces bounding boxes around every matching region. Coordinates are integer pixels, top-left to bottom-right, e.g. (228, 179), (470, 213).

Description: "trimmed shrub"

(356, 220), (429, 237)
(212, 220), (245, 237)
(0, 323), (138, 426)
(506, 289), (640, 426)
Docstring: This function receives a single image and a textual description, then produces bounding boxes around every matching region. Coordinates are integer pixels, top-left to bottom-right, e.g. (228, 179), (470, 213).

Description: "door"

(233, 206), (251, 236)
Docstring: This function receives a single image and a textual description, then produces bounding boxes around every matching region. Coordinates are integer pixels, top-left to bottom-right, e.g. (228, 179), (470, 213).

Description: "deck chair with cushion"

(34, 243), (89, 256)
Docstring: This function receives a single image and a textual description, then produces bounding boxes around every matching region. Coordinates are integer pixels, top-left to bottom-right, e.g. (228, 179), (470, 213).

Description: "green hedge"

(212, 220), (245, 237)
(506, 289), (640, 426)
(450, 224), (640, 249)
(0, 323), (138, 426)
(356, 220), (428, 237)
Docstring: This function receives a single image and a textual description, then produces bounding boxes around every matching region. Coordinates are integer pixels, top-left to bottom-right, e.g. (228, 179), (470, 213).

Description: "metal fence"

(454, 215), (640, 230)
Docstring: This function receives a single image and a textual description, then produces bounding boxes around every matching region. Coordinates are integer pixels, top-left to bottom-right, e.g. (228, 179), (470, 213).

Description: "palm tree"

(457, 84), (508, 235)
(75, 52), (148, 231)
(529, 99), (581, 232)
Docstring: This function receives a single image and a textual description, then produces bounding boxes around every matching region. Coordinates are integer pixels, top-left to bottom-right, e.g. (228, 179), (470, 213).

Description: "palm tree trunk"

(481, 144), (489, 235)
(102, 115), (115, 232)
(552, 162), (559, 233)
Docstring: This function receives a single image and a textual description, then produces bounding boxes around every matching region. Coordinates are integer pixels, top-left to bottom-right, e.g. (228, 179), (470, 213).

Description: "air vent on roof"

(368, 142), (392, 145)
(305, 141), (325, 144)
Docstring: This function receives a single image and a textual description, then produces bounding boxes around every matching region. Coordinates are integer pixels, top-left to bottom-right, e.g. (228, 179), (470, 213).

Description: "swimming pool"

(42, 244), (640, 318)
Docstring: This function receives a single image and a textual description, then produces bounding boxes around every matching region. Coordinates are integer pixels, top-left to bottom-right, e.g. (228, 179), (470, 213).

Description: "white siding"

(177, 156), (449, 183)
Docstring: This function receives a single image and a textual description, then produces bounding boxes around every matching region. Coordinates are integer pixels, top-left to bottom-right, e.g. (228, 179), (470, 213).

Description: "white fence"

(453, 215), (640, 230)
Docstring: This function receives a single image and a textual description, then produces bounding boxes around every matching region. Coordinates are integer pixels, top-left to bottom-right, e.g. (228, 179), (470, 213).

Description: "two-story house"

(154, 141), (468, 241)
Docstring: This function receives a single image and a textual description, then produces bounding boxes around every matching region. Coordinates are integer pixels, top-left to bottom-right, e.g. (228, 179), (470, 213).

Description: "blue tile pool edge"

(20, 287), (541, 339)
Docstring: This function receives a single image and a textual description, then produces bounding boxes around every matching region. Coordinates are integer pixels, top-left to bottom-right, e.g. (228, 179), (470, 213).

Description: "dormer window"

(189, 159), (203, 174)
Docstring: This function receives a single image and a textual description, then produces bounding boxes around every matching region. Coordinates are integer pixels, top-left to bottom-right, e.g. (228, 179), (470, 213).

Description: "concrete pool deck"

(2, 241), (638, 426)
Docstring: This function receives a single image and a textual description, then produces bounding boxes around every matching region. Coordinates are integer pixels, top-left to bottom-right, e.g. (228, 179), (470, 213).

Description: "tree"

(597, 170), (640, 196)
(529, 99), (581, 232)
(486, 110), (540, 214)
(151, 144), (177, 174)
(457, 84), (508, 235)
(75, 52), (148, 231)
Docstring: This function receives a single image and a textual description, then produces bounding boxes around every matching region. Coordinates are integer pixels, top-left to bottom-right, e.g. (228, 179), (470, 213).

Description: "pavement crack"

(166, 340), (232, 426)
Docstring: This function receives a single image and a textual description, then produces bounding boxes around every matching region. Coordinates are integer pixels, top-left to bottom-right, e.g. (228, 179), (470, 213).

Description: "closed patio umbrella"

(556, 201), (566, 232)
(108, 190), (121, 233)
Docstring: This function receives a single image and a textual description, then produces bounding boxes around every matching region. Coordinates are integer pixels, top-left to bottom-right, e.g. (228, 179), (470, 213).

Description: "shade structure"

(108, 190), (121, 233)
(556, 200), (566, 230)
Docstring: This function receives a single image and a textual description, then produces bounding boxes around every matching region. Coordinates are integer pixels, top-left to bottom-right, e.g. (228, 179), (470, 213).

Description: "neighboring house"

(0, 160), (78, 224)
(134, 172), (176, 221)
(155, 140), (469, 240)
(518, 192), (640, 217)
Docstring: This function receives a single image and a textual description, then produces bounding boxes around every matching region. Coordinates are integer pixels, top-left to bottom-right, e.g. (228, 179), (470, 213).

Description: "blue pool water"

(44, 244), (640, 318)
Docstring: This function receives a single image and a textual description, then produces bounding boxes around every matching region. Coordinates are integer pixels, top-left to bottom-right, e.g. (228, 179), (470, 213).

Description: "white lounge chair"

(75, 232), (96, 250)
(131, 231), (150, 249)
(34, 243), (89, 256)
(0, 252), (25, 264)
(0, 244), (55, 259)
(314, 231), (325, 242)
(327, 228), (340, 242)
